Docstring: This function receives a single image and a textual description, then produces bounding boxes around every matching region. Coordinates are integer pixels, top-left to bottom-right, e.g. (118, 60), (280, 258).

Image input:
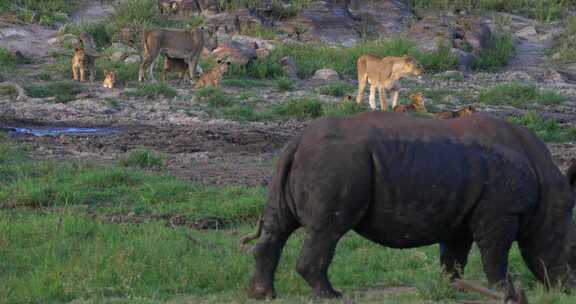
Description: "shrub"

(61, 22), (114, 49)
(478, 82), (566, 108)
(277, 77), (295, 91)
(0, 48), (17, 69)
(411, 0), (575, 22)
(318, 82), (356, 97)
(473, 32), (516, 71)
(195, 87), (233, 107)
(120, 147), (165, 170)
(272, 97), (323, 119)
(550, 16), (576, 62)
(222, 104), (259, 121)
(509, 112), (576, 142)
(243, 38), (458, 80)
(125, 83), (177, 99)
(6, 0), (76, 25)
(24, 81), (84, 103)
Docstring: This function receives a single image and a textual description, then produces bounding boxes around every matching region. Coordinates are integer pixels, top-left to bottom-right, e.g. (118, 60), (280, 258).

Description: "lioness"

(436, 105), (476, 119)
(102, 70), (117, 89)
(138, 26), (218, 86)
(356, 54), (424, 111)
(393, 92), (427, 113)
(194, 58), (231, 89)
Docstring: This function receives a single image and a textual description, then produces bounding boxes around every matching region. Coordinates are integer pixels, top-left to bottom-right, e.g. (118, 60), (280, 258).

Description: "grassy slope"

(1, 136), (576, 303)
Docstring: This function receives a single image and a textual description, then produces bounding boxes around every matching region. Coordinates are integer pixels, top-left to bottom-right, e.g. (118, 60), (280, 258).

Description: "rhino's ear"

(567, 159), (576, 187)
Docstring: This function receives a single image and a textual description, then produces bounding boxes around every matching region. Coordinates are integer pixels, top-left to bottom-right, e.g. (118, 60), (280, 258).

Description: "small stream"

(1, 126), (120, 137)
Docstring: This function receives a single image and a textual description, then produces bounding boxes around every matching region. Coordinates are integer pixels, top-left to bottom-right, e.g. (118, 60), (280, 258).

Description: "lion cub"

(194, 59), (231, 90)
(102, 70), (117, 89)
(163, 57), (190, 83)
(393, 92), (427, 113)
(436, 105), (476, 119)
(356, 54), (424, 111)
(71, 47), (87, 82)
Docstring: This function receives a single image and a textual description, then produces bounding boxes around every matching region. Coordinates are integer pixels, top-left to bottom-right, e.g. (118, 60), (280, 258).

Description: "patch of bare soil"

(8, 122), (303, 186)
(0, 24), (59, 58)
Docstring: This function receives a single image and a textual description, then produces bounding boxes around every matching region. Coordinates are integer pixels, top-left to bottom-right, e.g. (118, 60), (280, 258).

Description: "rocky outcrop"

(348, 0), (412, 37)
(212, 41), (257, 65)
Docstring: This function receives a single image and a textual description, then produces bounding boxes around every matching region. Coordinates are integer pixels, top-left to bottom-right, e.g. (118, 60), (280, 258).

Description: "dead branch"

(453, 280), (502, 300)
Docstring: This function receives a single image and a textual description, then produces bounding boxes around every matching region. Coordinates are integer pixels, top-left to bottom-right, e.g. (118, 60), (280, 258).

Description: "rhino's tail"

(240, 133), (302, 248)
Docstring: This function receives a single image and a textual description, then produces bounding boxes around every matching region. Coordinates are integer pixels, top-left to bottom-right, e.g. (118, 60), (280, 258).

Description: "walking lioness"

(356, 54), (424, 111)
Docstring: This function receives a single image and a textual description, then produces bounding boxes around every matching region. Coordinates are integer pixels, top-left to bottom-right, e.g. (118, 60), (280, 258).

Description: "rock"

(111, 51), (126, 62)
(543, 69), (566, 83)
(232, 8), (263, 34)
(212, 41), (257, 65)
(196, 0), (221, 16)
(348, 0), (412, 37)
(516, 26), (538, 39)
(124, 55), (141, 64)
(442, 70), (464, 79)
(291, 0), (360, 47)
(280, 56), (299, 80)
(311, 68), (340, 81)
(256, 48), (270, 59)
(109, 42), (137, 62)
(502, 71), (533, 82)
(450, 48), (476, 74)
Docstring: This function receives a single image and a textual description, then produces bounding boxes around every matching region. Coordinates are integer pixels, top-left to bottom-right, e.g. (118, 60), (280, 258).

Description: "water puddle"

(1, 126), (120, 137)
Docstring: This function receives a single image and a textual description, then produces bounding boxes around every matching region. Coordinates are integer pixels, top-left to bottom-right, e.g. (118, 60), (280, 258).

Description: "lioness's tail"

(240, 133), (302, 248)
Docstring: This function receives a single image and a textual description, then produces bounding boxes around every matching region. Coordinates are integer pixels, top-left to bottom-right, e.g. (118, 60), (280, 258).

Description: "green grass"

(0, 48), (17, 70)
(60, 22), (114, 50)
(230, 38), (458, 80)
(551, 16), (576, 62)
(125, 83), (177, 99)
(272, 97), (323, 119)
(509, 112), (576, 142)
(120, 148), (165, 170)
(318, 82), (356, 97)
(24, 81), (84, 103)
(478, 82), (567, 109)
(473, 32), (516, 71)
(411, 0), (576, 22)
(195, 87), (234, 108)
(1, 0), (76, 25)
(1, 137), (576, 303)
(276, 77), (295, 91)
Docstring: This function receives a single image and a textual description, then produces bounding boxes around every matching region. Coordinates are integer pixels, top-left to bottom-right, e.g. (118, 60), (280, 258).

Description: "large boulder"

(212, 41), (257, 65)
(292, 0), (361, 47)
(348, 0), (412, 37)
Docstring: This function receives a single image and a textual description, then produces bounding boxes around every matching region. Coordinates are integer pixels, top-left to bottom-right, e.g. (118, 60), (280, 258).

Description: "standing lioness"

(356, 54), (424, 111)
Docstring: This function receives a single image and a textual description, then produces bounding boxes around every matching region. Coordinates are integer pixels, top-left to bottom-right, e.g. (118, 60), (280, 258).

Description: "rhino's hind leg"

(439, 238), (473, 280)
(474, 216), (519, 287)
(296, 231), (346, 298)
(249, 221), (298, 299)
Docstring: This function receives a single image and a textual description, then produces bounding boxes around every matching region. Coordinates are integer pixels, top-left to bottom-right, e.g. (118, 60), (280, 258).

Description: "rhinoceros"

(247, 112), (576, 299)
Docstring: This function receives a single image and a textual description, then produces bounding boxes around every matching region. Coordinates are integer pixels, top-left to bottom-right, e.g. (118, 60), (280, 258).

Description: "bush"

(230, 38), (458, 80)
(411, 0), (575, 22)
(222, 104), (259, 121)
(551, 16), (576, 62)
(474, 32), (516, 71)
(125, 83), (177, 99)
(276, 77), (295, 91)
(120, 147), (165, 170)
(195, 87), (233, 107)
(509, 112), (576, 142)
(6, 0), (76, 25)
(61, 22), (114, 49)
(272, 98), (323, 119)
(0, 48), (17, 69)
(318, 82), (356, 97)
(478, 82), (566, 108)
(24, 81), (84, 103)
